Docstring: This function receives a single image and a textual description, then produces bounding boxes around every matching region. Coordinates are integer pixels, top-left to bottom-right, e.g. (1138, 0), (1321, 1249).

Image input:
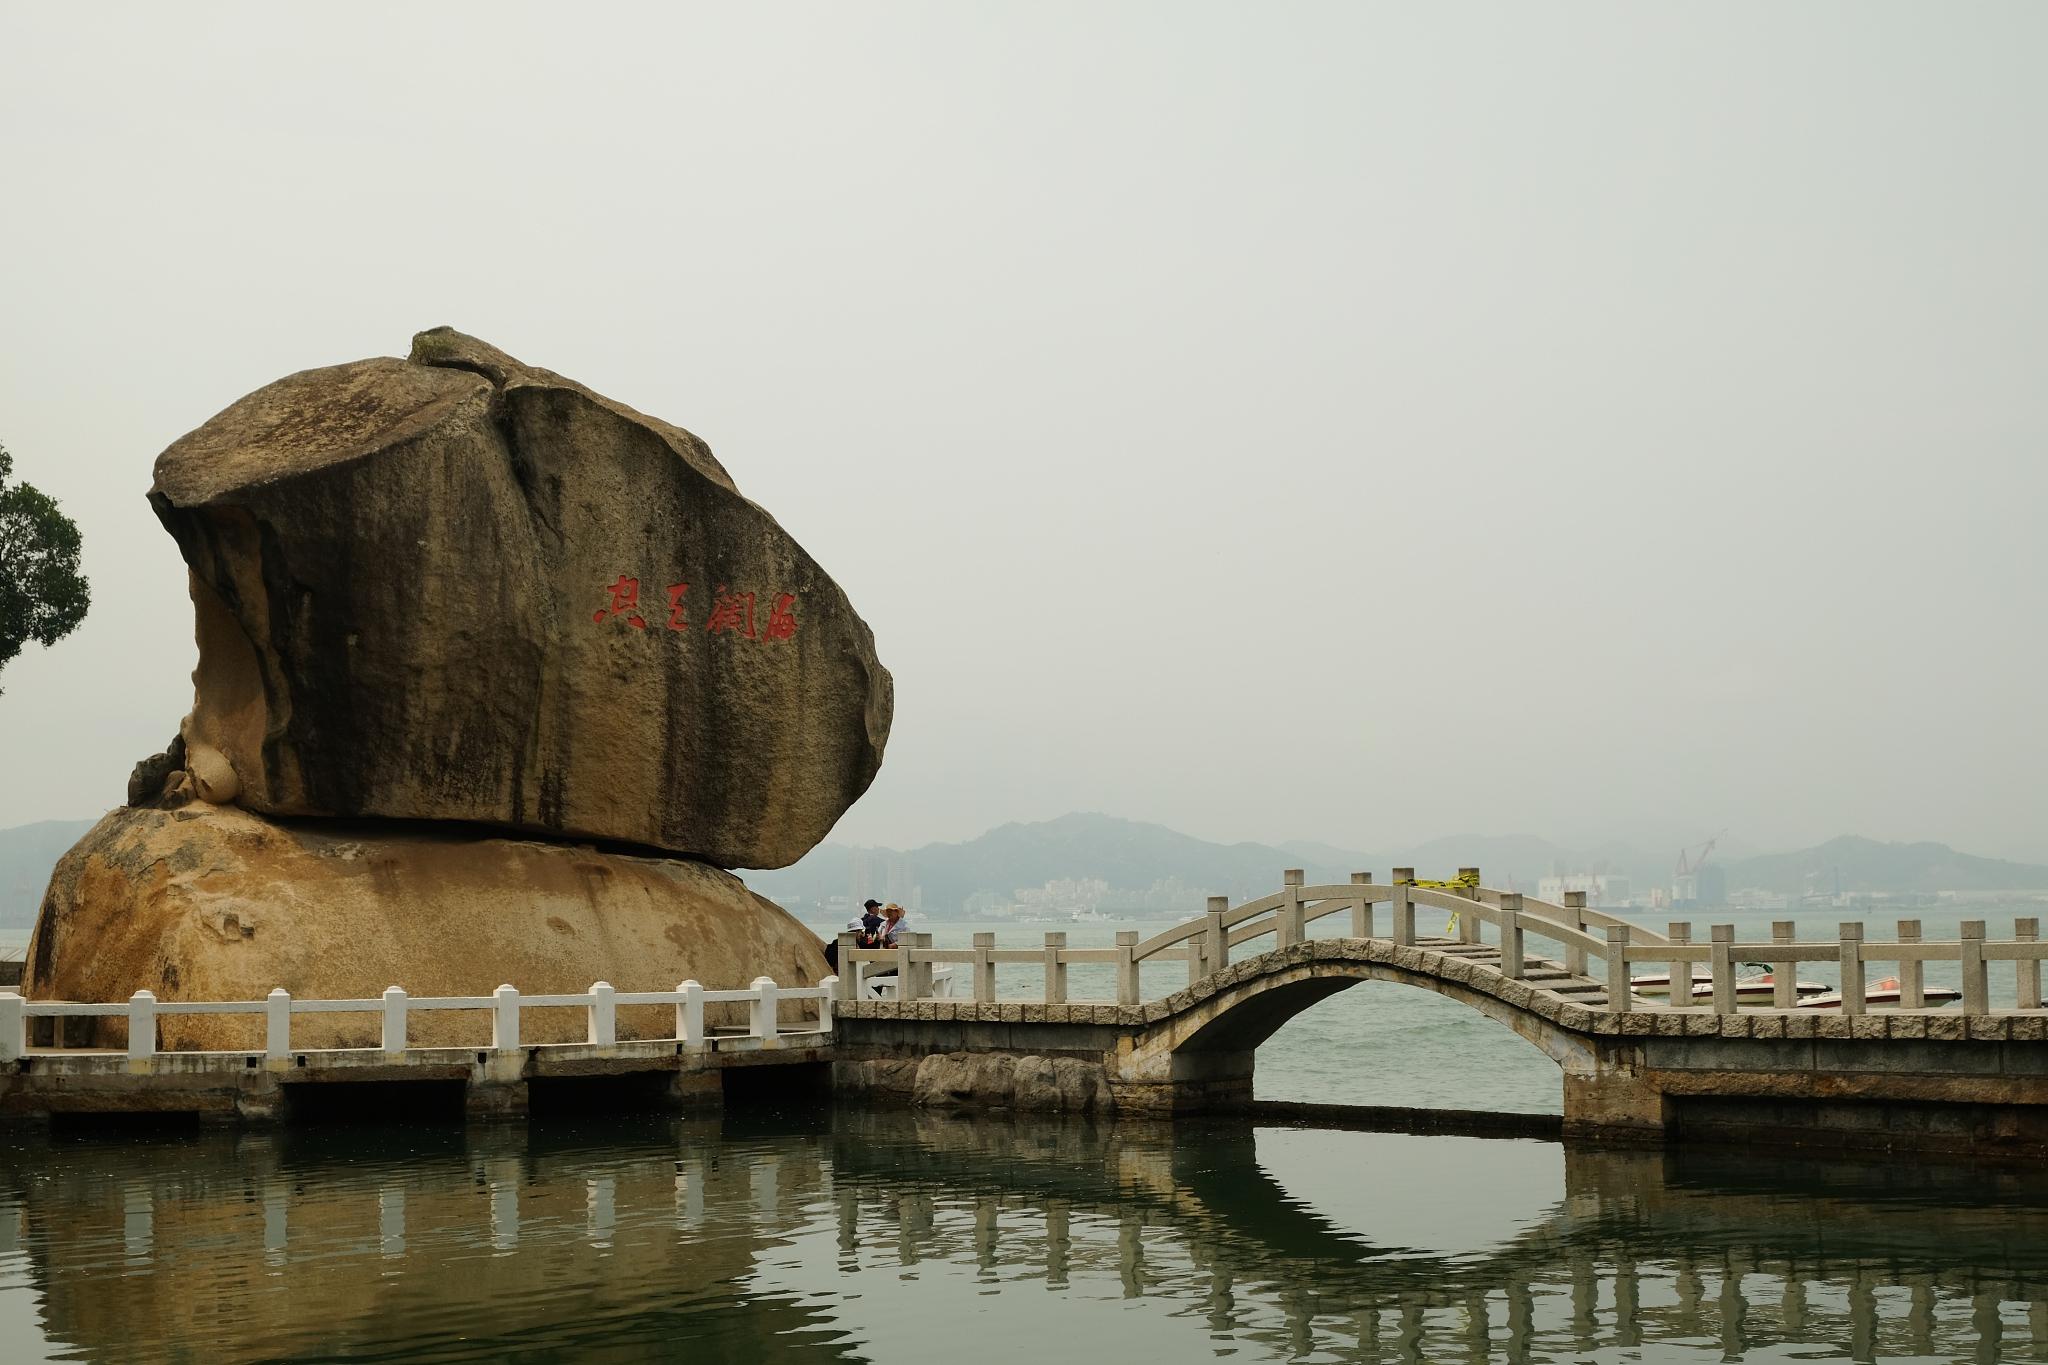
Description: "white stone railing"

(0, 976), (837, 1063)
(842, 869), (2048, 1018)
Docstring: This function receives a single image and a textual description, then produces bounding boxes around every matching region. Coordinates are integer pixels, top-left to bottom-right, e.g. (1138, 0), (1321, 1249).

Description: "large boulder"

(146, 328), (891, 869)
(25, 803), (831, 1051)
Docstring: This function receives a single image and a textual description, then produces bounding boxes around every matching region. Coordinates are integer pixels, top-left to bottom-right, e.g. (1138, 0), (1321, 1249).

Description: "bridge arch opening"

(1155, 955), (1584, 1116)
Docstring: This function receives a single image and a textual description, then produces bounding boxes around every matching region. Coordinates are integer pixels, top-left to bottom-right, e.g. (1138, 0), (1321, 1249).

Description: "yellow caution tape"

(1393, 871), (1481, 890)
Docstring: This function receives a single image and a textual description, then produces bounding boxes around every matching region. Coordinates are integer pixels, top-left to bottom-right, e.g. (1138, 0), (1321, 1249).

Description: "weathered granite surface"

(144, 327), (891, 869)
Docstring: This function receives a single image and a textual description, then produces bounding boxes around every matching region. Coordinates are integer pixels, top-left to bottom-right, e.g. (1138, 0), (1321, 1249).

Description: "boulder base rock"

(26, 804), (830, 1051)
(148, 328), (891, 869)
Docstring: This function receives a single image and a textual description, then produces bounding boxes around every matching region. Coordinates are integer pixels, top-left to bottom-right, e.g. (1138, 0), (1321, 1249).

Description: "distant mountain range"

(4, 813), (2045, 932)
(745, 814), (2048, 913)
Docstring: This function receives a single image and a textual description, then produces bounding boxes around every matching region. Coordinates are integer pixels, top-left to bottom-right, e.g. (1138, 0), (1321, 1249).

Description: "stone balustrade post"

(1710, 925), (1736, 1015)
(1349, 873), (1374, 939)
(1562, 891), (1588, 977)
(1666, 923), (1692, 1007)
(817, 977), (838, 1032)
(2016, 917), (2042, 1011)
(1499, 893), (1524, 978)
(128, 991), (157, 1062)
(588, 981), (617, 1045)
(1115, 931), (1140, 1006)
(1206, 897), (1230, 974)
(750, 977), (779, 1038)
(835, 935), (860, 1000)
(1838, 923), (1866, 1017)
(1895, 921), (1924, 1009)
(972, 933), (997, 1003)
(1604, 924), (1633, 1012)
(911, 933), (935, 999)
(1391, 869), (1415, 946)
(1043, 932), (1067, 1004)
(381, 987), (408, 1056)
(1960, 921), (1988, 1016)
(266, 989), (293, 1061)
(1457, 869), (1482, 944)
(1281, 869), (1306, 948)
(894, 936), (914, 997)
(1772, 921), (1798, 1009)
(0, 992), (22, 1064)
(679, 980), (704, 1044)
(492, 985), (520, 1050)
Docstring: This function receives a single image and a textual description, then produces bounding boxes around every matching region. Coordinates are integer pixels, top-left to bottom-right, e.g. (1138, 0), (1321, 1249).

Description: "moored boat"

(1794, 977), (1962, 1010)
(1631, 967), (1828, 1002)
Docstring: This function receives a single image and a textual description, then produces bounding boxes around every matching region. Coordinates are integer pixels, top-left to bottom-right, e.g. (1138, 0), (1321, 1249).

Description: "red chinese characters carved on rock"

(593, 575), (647, 629)
(595, 577), (798, 641)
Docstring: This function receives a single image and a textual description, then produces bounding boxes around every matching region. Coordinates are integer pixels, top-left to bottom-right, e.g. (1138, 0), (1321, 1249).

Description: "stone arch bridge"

(831, 872), (2048, 1153)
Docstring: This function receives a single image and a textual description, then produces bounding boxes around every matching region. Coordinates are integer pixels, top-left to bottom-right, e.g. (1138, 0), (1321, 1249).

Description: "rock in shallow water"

(148, 328), (892, 869)
(25, 803), (830, 1051)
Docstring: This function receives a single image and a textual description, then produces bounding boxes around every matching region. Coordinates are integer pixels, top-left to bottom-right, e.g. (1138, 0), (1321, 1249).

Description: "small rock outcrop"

(145, 328), (892, 869)
(27, 804), (829, 1050)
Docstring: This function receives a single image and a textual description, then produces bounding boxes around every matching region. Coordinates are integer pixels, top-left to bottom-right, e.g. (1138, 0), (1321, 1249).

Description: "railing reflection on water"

(3, 1113), (2047, 1363)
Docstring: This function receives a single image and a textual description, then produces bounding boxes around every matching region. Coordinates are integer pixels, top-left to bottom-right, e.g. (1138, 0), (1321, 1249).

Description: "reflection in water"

(0, 1110), (2045, 1363)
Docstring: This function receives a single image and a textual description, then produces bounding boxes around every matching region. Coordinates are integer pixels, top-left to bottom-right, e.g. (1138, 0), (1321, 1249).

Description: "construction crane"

(1673, 831), (1727, 910)
(1675, 835), (1720, 877)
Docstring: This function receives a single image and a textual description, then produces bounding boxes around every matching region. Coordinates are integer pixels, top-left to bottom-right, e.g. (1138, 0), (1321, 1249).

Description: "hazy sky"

(2, 4), (2043, 862)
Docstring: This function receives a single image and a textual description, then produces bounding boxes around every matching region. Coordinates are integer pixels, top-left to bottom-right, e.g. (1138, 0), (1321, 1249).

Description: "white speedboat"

(1795, 977), (1961, 1010)
(1631, 967), (1828, 1002)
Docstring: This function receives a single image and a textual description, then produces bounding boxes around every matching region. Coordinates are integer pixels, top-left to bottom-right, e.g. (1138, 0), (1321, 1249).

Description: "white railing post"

(1895, 920), (1924, 1009)
(1960, 921), (1988, 1016)
(1667, 923), (1692, 1008)
(894, 936), (914, 998)
(1115, 931), (1140, 1006)
(1838, 923), (1866, 1017)
(381, 987), (407, 1055)
(588, 981), (617, 1046)
(266, 989), (292, 1061)
(1281, 870), (1306, 948)
(1710, 925), (1736, 1015)
(128, 991), (157, 1062)
(2016, 917), (2042, 1012)
(911, 933), (935, 998)
(1043, 932), (1067, 1004)
(835, 936), (859, 1001)
(1772, 921), (1798, 1009)
(1206, 897), (1230, 973)
(679, 981), (704, 1044)
(0, 992), (24, 1064)
(492, 985), (520, 1050)
(1349, 873), (1374, 940)
(1562, 891), (1588, 977)
(1391, 869), (1415, 946)
(1499, 894), (1524, 978)
(817, 977), (838, 1033)
(972, 933), (996, 1002)
(1605, 925), (1633, 1012)
(750, 977), (779, 1038)
(1187, 917), (1207, 987)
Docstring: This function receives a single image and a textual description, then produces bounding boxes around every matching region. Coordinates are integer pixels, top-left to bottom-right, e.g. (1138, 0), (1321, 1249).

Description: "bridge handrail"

(834, 873), (2043, 1020)
(0, 976), (836, 1064)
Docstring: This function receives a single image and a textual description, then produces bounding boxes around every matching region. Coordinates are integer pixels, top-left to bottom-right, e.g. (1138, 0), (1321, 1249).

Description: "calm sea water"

(4, 1109), (2046, 1363)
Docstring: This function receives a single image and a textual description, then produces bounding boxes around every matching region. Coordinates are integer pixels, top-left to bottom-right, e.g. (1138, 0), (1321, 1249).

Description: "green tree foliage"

(0, 442), (90, 692)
